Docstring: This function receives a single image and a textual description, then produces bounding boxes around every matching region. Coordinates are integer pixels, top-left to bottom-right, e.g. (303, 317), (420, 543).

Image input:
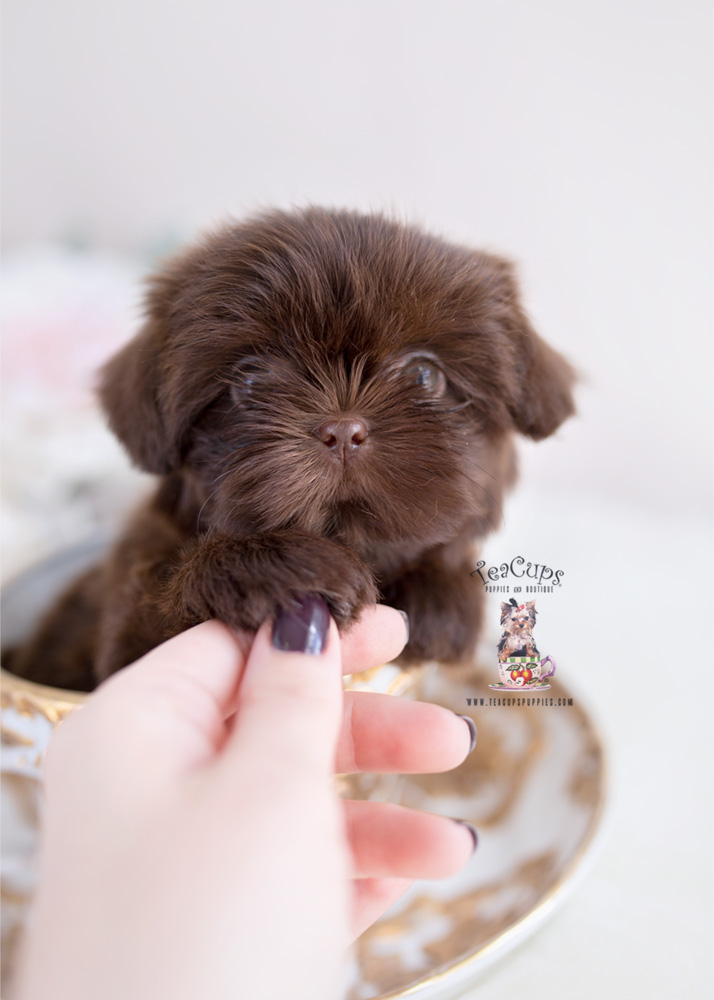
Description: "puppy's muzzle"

(315, 417), (369, 465)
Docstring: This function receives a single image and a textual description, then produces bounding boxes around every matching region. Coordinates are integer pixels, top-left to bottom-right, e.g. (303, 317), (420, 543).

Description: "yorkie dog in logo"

(490, 598), (557, 691)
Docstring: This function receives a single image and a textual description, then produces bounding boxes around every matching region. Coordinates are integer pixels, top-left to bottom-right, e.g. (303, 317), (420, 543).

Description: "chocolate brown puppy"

(8, 208), (576, 690)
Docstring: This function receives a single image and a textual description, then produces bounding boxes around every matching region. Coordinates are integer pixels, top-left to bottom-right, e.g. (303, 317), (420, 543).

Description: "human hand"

(16, 600), (478, 1000)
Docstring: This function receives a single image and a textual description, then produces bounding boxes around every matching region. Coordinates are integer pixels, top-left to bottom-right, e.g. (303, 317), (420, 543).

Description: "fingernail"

(455, 713), (478, 755)
(272, 596), (330, 655)
(396, 609), (410, 643)
(452, 819), (479, 852)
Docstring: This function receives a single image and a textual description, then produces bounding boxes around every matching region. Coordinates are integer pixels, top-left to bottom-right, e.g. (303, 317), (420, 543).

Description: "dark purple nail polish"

(455, 713), (478, 755)
(452, 819), (479, 852)
(272, 596), (330, 655)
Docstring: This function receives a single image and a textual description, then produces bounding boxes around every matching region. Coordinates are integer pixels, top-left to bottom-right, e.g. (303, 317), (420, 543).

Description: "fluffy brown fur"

(7, 208), (576, 691)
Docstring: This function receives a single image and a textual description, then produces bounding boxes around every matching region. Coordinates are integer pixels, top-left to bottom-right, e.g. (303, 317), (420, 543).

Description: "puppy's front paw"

(162, 530), (377, 633)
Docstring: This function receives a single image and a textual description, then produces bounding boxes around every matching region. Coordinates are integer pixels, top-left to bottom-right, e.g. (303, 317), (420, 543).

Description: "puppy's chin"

(206, 475), (473, 552)
(196, 434), (510, 574)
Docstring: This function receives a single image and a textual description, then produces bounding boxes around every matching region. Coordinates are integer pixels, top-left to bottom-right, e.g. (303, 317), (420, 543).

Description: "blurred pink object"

(2, 245), (144, 413)
(1, 245), (150, 582)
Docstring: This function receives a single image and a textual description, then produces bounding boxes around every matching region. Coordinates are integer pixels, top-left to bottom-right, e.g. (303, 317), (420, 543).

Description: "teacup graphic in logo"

(489, 654), (557, 691)
(490, 598), (556, 690)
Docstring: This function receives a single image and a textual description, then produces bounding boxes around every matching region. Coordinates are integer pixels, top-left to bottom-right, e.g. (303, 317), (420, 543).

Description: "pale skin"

(16, 606), (477, 1000)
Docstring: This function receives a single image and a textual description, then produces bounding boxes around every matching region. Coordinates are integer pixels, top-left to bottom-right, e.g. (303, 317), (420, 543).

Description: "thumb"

(222, 596), (343, 778)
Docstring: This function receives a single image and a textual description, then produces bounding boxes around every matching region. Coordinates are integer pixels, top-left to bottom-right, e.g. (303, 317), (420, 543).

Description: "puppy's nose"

(316, 418), (368, 462)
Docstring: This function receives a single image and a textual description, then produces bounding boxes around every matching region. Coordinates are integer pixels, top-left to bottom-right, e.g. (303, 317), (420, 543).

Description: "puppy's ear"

(479, 256), (577, 441)
(98, 318), (177, 474)
(506, 309), (577, 440)
(98, 255), (195, 474)
(98, 235), (238, 474)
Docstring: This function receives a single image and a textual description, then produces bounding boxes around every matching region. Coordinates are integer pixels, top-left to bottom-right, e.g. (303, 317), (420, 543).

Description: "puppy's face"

(189, 342), (509, 565)
(100, 209), (575, 568)
(500, 601), (537, 636)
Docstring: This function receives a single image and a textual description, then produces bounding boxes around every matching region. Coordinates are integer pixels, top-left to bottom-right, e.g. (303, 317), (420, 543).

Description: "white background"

(2, 1), (712, 997)
(3, 0), (712, 515)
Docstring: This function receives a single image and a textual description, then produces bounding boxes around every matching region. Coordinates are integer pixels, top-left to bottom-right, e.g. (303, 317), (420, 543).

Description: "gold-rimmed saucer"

(341, 662), (606, 999)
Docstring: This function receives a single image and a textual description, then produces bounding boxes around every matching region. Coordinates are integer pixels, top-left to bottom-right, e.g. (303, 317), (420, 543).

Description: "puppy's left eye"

(229, 357), (271, 407)
(403, 358), (447, 397)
